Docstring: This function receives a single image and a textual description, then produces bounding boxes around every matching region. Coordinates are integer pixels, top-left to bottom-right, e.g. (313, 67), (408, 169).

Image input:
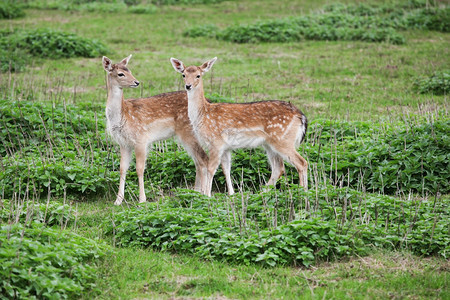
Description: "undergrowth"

(0, 1), (25, 19)
(0, 222), (109, 299)
(103, 187), (449, 267)
(0, 29), (108, 72)
(1, 100), (448, 199)
(413, 70), (450, 95)
(184, 1), (449, 44)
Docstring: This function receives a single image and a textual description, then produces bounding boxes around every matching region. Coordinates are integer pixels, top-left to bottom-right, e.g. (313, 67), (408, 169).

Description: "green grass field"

(0, 0), (449, 299)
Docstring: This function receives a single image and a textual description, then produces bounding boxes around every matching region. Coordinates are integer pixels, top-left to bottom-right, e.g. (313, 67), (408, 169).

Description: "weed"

(0, 1), (25, 19)
(414, 70), (450, 95)
(0, 223), (109, 299)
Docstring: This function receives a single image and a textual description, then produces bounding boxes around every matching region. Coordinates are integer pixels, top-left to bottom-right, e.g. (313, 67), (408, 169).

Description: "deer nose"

(185, 84), (192, 91)
(134, 81), (140, 86)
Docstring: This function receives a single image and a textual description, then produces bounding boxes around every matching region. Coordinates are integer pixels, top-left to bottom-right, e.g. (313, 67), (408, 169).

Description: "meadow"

(0, 0), (449, 299)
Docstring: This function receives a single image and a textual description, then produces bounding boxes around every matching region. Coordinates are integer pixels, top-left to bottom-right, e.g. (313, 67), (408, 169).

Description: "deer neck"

(105, 76), (125, 128)
(186, 83), (208, 128)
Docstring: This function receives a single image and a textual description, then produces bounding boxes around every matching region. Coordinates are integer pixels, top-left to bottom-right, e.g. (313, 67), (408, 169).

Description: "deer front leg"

(221, 150), (234, 195)
(115, 146), (132, 205)
(205, 147), (223, 197)
(135, 144), (148, 203)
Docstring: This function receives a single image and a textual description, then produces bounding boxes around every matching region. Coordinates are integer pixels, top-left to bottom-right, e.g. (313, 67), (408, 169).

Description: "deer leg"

(115, 146), (132, 205)
(135, 144), (148, 203)
(264, 146), (285, 186)
(271, 146), (308, 190)
(221, 150), (234, 195)
(177, 135), (209, 194)
(205, 147), (223, 197)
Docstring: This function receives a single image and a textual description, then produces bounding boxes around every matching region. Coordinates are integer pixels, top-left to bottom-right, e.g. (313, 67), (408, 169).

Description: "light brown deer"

(103, 55), (230, 204)
(170, 57), (308, 197)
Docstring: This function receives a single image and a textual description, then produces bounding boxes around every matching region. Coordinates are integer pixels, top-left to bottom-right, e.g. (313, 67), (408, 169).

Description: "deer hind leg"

(221, 150), (235, 195)
(135, 144), (148, 203)
(264, 146), (285, 186)
(115, 146), (132, 205)
(270, 145), (308, 190)
(177, 137), (209, 194)
(205, 146), (224, 197)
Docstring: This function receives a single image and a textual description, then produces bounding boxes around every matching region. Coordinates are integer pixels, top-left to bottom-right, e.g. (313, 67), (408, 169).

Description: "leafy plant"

(0, 1), (25, 19)
(9, 29), (109, 59)
(0, 223), (109, 299)
(127, 4), (158, 14)
(183, 24), (219, 38)
(0, 199), (74, 227)
(0, 48), (28, 73)
(104, 186), (449, 267)
(413, 70), (449, 95)
(184, 1), (449, 44)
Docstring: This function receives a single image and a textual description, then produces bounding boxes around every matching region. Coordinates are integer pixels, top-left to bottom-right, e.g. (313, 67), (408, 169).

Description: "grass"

(0, 0), (449, 298)
(0, 1), (448, 119)
(70, 199), (449, 299)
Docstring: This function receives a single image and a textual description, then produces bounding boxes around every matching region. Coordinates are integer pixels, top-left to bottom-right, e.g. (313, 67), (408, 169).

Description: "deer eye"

(196, 75), (200, 78)
(182, 74), (185, 78)
(118, 73), (125, 77)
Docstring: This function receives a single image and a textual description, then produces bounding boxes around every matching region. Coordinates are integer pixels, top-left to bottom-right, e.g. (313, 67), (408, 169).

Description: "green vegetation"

(2, 100), (448, 199)
(0, 1), (25, 19)
(414, 70), (450, 95)
(0, 29), (108, 72)
(0, 223), (108, 299)
(107, 187), (448, 266)
(0, 0), (448, 298)
(185, 2), (449, 44)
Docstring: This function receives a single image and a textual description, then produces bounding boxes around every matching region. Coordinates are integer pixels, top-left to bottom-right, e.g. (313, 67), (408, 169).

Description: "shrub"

(0, 223), (109, 299)
(77, 2), (127, 12)
(0, 199), (74, 227)
(1, 100), (449, 199)
(104, 186), (449, 267)
(307, 119), (450, 195)
(0, 1), (25, 19)
(406, 8), (450, 32)
(128, 4), (158, 14)
(10, 29), (109, 59)
(413, 71), (450, 95)
(0, 29), (108, 72)
(185, 2), (449, 44)
(183, 24), (219, 38)
(0, 48), (28, 73)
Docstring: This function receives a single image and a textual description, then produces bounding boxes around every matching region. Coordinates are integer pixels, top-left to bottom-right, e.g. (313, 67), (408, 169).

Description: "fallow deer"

(103, 55), (230, 204)
(170, 57), (308, 197)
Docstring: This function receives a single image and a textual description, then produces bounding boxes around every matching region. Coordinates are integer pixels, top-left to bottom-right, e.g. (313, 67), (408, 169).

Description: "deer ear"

(120, 54), (132, 66)
(102, 56), (113, 72)
(200, 57), (217, 73)
(170, 58), (185, 74)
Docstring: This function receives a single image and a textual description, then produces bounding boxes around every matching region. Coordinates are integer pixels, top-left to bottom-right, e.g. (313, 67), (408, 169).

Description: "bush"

(0, 199), (74, 227)
(0, 1), (25, 19)
(183, 24), (219, 38)
(406, 8), (450, 32)
(414, 70), (450, 95)
(0, 223), (109, 299)
(0, 29), (108, 72)
(128, 4), (158, 14)
(307, 119), (450, 195)
(10, 29), (109, 59)
(104, 187), (449, 266)
(1, 100), (449, 199)
(0, 48), (28, 72)
(184, 2), (449, 44)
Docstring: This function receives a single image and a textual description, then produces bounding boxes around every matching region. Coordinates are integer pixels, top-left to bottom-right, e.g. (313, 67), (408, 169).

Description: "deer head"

(102, 55), (140, 89)
(170, 57), (217, 91)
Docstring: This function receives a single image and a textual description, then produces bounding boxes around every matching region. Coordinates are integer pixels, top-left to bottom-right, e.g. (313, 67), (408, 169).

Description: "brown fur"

(103, 56), (213, 205)
(171, 57), (309, 196)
